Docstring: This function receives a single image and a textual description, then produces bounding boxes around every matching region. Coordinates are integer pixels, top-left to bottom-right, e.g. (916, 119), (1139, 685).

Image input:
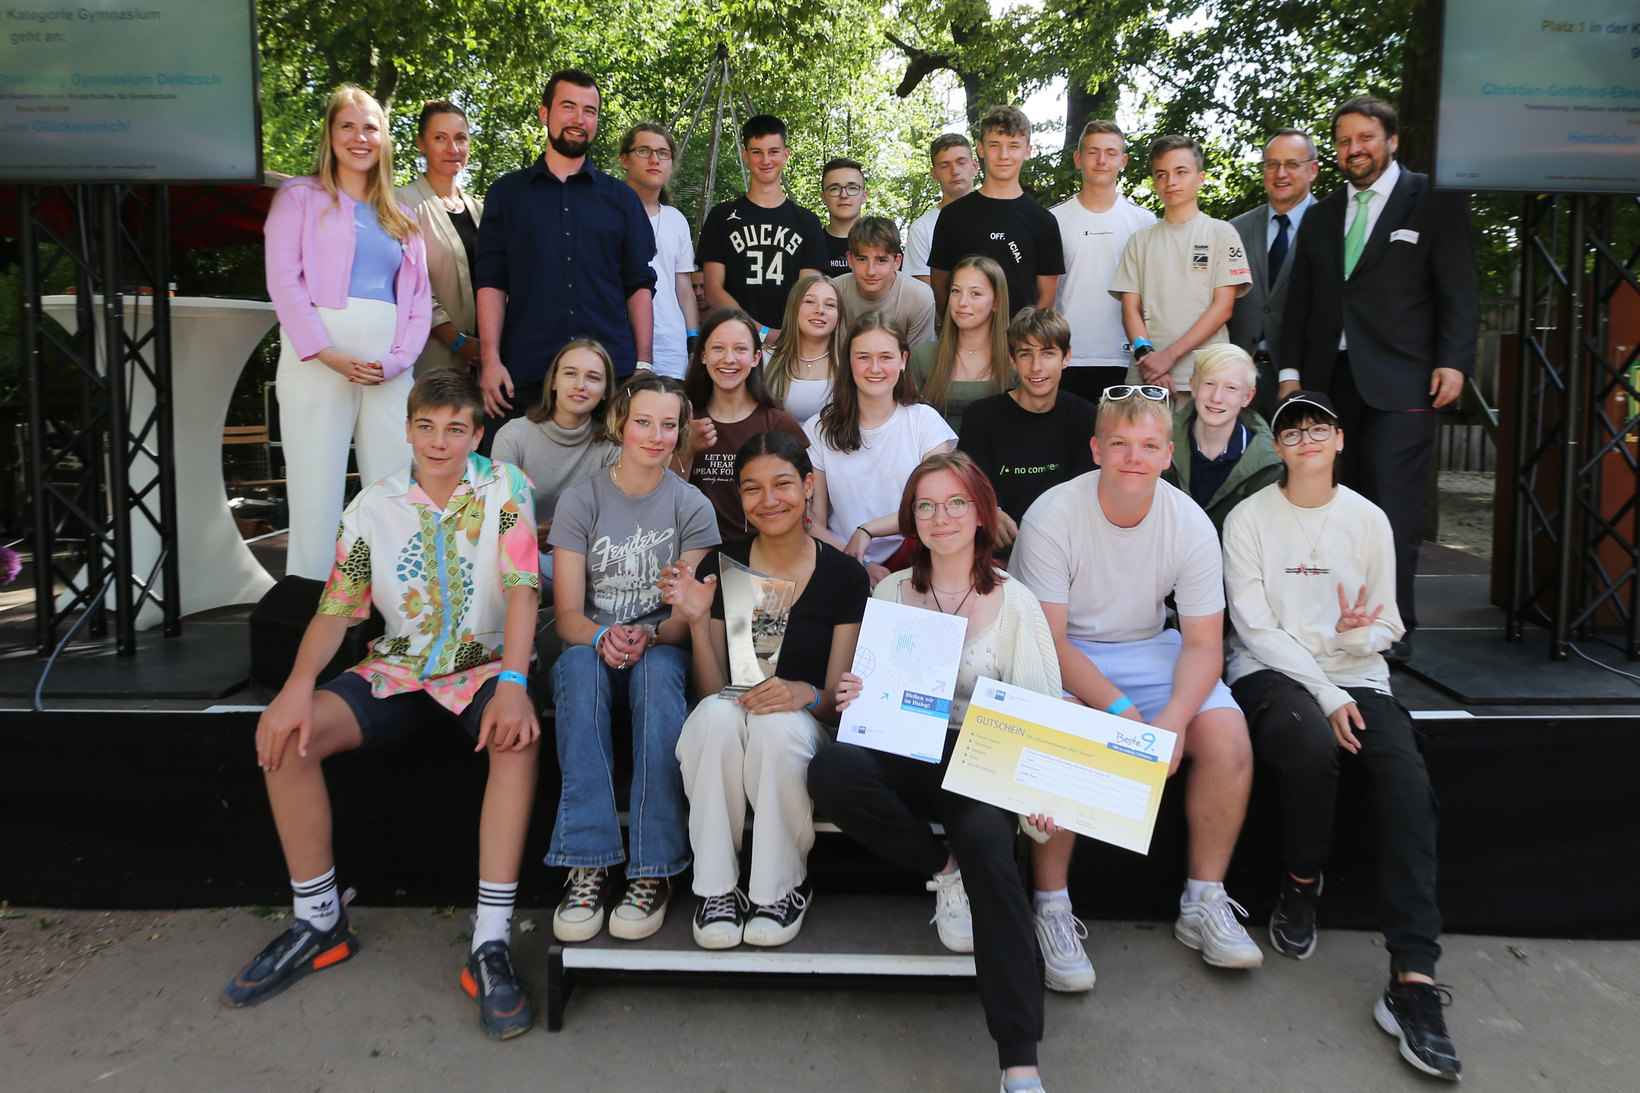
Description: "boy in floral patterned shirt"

(223, 371), (543, 1041)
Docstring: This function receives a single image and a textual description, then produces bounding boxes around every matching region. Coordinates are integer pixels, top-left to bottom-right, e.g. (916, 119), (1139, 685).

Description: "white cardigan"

(872, 567), (1062, 699)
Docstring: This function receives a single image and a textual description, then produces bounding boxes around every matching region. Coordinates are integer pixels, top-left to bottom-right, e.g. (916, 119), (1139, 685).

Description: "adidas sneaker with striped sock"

(291, 868), (340, 932)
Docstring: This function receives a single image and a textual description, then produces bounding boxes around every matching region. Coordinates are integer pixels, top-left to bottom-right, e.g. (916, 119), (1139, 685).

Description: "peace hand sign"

(1335, 583), (1385, 633)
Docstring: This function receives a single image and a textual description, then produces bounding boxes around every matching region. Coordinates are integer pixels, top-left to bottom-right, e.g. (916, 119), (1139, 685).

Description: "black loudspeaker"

(249, 576), (386, 690)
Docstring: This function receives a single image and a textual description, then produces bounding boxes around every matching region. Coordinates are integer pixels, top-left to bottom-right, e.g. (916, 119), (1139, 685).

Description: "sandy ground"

(1, 904), (1637, 1093)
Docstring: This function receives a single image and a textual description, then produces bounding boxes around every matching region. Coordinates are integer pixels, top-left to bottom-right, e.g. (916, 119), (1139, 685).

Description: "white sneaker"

(927, 869), (974, 953)
(1175, 886), (1264, 968)
(552, 866), (612, 942)
(1033, 899), (1095, 992)
(999, 1075), (1046, 1093)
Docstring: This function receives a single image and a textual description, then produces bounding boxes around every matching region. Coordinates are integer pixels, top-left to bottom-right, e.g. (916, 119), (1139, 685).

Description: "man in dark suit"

(1228, 129), (1320, 421)
(1279, 96), (1478, 655)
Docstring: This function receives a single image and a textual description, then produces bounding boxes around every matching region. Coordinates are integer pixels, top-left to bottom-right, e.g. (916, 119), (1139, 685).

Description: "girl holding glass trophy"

(661, 431), (869, 949)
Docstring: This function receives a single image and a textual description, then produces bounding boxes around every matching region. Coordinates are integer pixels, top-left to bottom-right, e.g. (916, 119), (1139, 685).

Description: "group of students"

(241, 71), (1468, 1093)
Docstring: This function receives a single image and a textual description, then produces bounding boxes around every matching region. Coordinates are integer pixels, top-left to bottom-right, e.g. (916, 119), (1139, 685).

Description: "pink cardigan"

(264, 176), (433, 380)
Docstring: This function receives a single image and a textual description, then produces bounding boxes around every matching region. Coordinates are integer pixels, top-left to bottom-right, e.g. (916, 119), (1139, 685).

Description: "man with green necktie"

(1277, 96), (1478, 661)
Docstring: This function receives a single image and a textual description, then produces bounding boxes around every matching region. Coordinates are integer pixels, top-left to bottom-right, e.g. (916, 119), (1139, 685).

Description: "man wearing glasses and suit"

(1227, 129), (1320, 422)
(1278, 96), (1479, 661)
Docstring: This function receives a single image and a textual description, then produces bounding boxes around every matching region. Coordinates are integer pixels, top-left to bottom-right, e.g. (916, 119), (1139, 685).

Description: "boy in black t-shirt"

(929, 105), (1065, 322)
(697, 115), (827, 343)
(819, 157), (867, 277)
(958, 307), (1096, 550)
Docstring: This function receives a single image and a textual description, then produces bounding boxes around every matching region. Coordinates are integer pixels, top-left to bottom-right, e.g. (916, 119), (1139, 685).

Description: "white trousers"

(276, 298), (414, 580)
(676, 695), (824, 905)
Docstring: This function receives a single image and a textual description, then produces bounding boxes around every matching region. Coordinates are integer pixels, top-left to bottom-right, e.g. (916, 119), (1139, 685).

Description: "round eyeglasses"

(912, 496), (972, 521)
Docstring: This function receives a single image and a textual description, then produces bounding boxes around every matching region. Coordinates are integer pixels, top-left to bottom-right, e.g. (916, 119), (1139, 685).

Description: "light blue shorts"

(1067, 628), (1241, 722)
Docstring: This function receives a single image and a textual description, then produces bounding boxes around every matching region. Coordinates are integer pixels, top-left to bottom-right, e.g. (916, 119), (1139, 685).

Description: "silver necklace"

(798, 351), (828, 362)
(930, 582), (976, 617)
(1282, 491), (1332, 561)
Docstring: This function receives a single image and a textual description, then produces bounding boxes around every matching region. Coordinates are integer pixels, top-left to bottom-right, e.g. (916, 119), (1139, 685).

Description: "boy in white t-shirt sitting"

(1222, 390), (1458, 1081)
(1011, 384), (1262, 980)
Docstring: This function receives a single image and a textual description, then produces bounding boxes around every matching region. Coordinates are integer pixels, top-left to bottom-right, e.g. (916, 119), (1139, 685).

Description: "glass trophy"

(717, 553), (797, 697)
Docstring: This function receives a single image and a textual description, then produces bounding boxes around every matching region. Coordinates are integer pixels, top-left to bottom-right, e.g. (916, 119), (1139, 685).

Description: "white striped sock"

(291, 868), (340, 931)
(473, 880), (518, 952)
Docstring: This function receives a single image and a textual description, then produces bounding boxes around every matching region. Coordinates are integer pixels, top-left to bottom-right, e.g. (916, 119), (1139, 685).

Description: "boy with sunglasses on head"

(1011, 382), (1262, 988)
(1222, 390), (1459, 1081)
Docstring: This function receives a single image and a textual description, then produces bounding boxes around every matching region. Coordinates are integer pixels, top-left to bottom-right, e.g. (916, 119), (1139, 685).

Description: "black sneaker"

(1375, 980), (1462, 1081)
(461, 939), (534, 1040)
(1269, 873), (1321, 959)
(692, 888), (751, 949)
(220, 909), (358, 1008)
(744, 883), (813, 948)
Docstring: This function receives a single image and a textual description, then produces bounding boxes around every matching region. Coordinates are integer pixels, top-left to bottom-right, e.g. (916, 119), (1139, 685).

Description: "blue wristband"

(1131, 337), (1151, 350)
(759, 325), (770, 338)
(497, 670), (529, 689)
(1106, 696), (1135, 716)
(450, 332), (467, 351)
(686, 329), (700, 337)
(592, 626), (611, 650)
(805, 685), (822, 710)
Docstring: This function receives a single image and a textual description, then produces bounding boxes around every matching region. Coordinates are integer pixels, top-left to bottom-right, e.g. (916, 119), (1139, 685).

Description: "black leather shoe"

(1386, 636), (1413, 664)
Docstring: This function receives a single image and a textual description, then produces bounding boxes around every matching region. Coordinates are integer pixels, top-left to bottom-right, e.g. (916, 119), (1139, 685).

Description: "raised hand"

(658, 562), (716, 623)
(1335, 583), (1385, 633)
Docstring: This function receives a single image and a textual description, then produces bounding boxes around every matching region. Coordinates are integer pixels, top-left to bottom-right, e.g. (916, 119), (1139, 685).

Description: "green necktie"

(1343, 189), (1374, 278)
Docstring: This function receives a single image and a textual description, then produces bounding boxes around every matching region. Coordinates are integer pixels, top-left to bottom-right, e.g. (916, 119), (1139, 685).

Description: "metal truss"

(15, 185), (180, 656)
(1507, 194), (1640, 660)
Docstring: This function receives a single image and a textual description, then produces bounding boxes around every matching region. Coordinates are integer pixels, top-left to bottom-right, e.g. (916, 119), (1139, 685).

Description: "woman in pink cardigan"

(265, 85), (432, 580)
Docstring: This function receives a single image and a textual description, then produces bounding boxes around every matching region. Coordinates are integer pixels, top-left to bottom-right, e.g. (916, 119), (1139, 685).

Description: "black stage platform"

(2, 542), (1637, 943)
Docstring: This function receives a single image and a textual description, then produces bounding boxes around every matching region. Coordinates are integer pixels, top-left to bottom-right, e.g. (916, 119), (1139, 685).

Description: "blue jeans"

(546, 642), (691, 878)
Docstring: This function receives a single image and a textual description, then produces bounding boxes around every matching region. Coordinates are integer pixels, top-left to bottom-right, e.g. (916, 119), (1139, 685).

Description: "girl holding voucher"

(620, 123), (699, 379)
(805, 314), (956, 588)
(910, 255), (1014, 434)
(661, 431), (868, 949)
(677, 308), (809, 544)
(808, 451), (1065, 1093)
(396, 100), (484, 379)
(546, 373), (720, 944)
(763, 273), (848, 423)
(490, 338), (617, 600)
(265, 85), (431, 580)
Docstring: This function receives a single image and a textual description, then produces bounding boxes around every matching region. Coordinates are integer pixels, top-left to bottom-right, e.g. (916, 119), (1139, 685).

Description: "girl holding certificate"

(807, 450), (1064, 1093)
(662, 431), (868, 949)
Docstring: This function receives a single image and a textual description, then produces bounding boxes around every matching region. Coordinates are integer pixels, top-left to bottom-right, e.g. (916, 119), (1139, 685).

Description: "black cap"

(1272, 390), (1339, 431)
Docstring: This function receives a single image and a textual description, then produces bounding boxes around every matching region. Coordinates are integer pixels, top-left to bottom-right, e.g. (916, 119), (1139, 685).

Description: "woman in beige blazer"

(396, 100), (484, 377)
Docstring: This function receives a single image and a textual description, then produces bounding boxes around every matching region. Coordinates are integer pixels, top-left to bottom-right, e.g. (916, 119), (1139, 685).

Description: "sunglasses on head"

(1101, 384), (1171, 403)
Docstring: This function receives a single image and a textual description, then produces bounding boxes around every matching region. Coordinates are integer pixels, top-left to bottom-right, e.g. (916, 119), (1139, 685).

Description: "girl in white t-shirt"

(764, 273), (846, 422)
(620, 123), (698, 379)
(805, 313), (956, 586)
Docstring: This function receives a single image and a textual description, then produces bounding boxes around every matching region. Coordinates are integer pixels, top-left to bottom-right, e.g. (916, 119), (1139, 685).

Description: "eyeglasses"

(823, 182), (865, 197)
(1277, 423), (1338, 446)
(628, 147), (673, 161)
(1262, 158), (1317, 173)
(1101, 384), (1171, 403)
(912, 496), (972, 521)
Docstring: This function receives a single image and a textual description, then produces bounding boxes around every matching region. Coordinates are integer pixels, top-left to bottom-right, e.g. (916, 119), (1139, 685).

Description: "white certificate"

(942, 678), (1178, 854)
(837, 598), (969, 763)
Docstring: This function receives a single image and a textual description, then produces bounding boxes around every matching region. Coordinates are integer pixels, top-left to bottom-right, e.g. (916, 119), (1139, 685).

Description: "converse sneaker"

(1033, 899), (1095, 992)
(692, 888), (750, 949)
(1269, 873), (1321, 959)
(1375, 980), (1462, 1081)
(744, 883), (813, 948)
(460, 939), (533, 1040)
(1175, 886), (1264, 968)
(927, 869), (974, 953)
(609, 875), (672, 940)
(552, 866), (613, 942)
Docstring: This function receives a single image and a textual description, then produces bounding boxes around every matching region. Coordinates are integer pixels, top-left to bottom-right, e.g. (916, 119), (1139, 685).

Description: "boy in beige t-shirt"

(1110, 135), (1251, 394)
(833, 217), (937, 346)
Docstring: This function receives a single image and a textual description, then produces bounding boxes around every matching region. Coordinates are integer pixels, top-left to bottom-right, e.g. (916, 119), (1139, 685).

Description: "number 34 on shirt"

(729, 223), (806, 285)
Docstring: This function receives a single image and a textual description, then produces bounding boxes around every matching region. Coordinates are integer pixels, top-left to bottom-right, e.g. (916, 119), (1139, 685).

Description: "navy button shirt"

(474, 157), (657, 381)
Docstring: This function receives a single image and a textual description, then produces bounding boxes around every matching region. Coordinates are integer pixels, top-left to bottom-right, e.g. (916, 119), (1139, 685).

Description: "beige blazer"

(396, 173), (484, 377)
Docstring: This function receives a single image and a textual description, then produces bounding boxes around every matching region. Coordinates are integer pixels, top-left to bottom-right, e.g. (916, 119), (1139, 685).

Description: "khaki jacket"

(396, 174), (484, 376)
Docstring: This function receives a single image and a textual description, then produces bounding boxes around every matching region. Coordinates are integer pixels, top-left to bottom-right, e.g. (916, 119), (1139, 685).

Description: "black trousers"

(1328, 352), (1437, 629)
(1057, 365), (1129, 406)
(1231, 669), (1442, 977)
(808, 734), (1043, 1068)
(477, 379), (545, 458)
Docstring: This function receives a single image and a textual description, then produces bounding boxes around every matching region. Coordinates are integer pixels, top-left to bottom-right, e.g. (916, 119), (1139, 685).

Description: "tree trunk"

(373, 56), (400, 114)
(1397, 0), (1442, 174)
(1064, 77), (1117, 149)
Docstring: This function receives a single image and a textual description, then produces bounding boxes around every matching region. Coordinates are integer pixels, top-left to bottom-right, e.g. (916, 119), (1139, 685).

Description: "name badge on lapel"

(1389, 229), (1420, 245)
